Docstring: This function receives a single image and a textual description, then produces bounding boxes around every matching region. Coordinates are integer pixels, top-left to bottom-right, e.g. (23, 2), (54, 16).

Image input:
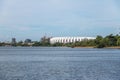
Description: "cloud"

(12, 26), (31, 31)
(0, 0), (120, 25)
(0, 0), (120, 41)
(0, 25), (31, 32)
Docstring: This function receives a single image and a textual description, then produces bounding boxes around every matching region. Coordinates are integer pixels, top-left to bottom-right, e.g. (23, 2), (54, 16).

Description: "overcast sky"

(0, 0), (120, 41)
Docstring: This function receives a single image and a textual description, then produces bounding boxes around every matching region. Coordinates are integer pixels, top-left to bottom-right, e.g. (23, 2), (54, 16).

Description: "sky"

(0, 0), (120, 41)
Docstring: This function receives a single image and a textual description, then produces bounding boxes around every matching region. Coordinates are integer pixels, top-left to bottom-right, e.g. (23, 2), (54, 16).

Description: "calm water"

(0, 47), (120, 80)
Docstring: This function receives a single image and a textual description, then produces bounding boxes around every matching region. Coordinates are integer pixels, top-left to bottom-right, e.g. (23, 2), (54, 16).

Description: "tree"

(32, 41), (42, 46)
(95, 35), (106, 48)
(117, 38), (120, 46)
(105, 34), (117, 46)
(16, 41), (23, 46)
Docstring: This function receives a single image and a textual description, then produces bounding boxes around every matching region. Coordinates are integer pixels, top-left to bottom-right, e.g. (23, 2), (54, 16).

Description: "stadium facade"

(50, 37), (95, 44)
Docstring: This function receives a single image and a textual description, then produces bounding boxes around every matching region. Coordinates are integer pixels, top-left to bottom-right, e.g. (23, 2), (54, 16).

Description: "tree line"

(50, 34), (120, 48)
(0, 34), (120, 48)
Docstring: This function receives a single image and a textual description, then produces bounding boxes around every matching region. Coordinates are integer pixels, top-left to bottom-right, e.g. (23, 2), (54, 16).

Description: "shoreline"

(105, 46), (120, 49)
(73, 46), (120, 49)
(0, 46), (120, 49)
(74, 46), (95, 48)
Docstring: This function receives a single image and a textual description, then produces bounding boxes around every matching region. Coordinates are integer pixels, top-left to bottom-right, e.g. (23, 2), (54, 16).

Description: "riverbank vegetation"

(50, 34), (120, 48)
(71, 34), (120, 48)
(0, 34), (120, 48)
(47, 34), (120, 48)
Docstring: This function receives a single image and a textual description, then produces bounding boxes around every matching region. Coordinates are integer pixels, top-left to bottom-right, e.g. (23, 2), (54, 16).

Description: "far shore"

(105, 46), (120, 49)
(74, 46), (95, 48)
(0, 46), (120, 49)
(74, 46), (120, 49)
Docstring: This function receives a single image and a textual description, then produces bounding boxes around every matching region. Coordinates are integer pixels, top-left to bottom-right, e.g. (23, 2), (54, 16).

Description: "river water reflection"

(0, 47), (120, 80)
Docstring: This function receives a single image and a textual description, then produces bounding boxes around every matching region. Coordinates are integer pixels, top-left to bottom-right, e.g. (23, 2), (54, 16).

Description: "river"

(0, 47), (120, 80)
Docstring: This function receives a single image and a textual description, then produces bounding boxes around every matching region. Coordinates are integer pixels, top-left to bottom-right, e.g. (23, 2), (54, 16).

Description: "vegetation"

(0, 34), (120, 48)
(49, 34), (120, 48)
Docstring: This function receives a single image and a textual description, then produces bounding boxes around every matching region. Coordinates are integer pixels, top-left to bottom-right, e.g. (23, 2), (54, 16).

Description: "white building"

(50, 37), (95, 44)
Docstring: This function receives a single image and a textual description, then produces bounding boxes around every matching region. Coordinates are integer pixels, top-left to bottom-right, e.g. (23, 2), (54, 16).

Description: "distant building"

(24, 39), (32, 43)
(50, 37), (95, 44)
(11, 38), (16, 44)
(41, 36), (51, 43)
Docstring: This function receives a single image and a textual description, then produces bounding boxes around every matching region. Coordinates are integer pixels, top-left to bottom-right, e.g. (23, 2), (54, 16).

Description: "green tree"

(105, 34), (117, 46)
(95, 35), (106, 48)
(117, 38), (120, 46)
(32, 41), (42, 46)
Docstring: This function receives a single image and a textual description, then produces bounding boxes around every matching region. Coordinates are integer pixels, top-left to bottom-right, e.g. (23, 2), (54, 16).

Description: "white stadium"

(50, 37), (95, 44)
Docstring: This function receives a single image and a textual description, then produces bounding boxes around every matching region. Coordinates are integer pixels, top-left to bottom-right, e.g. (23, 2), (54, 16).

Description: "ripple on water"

(0, 61), (120, 80)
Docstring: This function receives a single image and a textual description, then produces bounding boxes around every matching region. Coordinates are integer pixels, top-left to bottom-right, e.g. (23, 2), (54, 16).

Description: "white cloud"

(0, 0), (120, 40)
(0, 25), (31, 31)
(0, 0), (120, 26)
(12, 26), (31, 31)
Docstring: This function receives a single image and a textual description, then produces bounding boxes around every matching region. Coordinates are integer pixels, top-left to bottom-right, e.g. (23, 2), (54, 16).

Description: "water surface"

(0, 47), (120, 80)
